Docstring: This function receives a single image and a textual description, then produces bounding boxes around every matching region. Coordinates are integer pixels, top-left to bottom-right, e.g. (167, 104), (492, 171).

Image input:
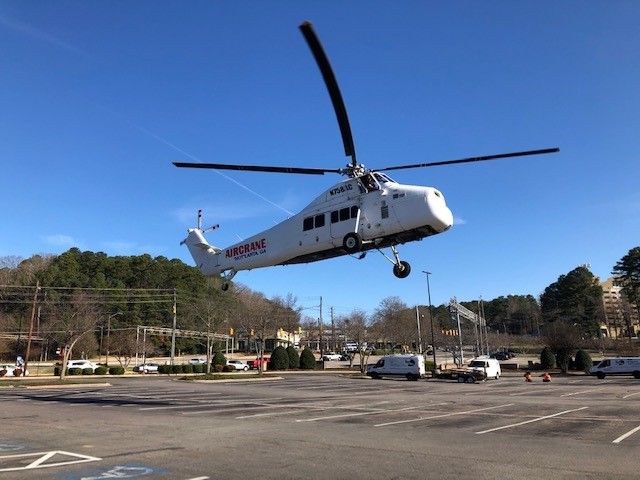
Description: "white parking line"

(139, 397), (285, 411)
(560, 389), (601, 397)
(612, 424), (640, 444)
(475, 406), (589, 434)
(374, 403), (514, 427)
(296, 403), (448, 423)
(509, 388), (563, 396)
(622, 391), (640, 399)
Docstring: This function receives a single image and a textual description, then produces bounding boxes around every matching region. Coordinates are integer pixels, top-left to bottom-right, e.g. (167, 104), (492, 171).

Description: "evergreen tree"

(269, 346), (289, 370)
(574, 349), (593, 372)
(540, 266), (604, 337)
(612, 246), (640, 313)
(540, 346), (555, 369)
(300, 348), (316, 369)
(286, 345), (299, 369)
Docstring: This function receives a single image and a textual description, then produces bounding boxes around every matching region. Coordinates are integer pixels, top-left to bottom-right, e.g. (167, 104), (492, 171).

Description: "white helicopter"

(176, 21), (559, 291)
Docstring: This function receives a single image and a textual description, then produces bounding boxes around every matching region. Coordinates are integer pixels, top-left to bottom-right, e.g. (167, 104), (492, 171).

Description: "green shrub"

(286, 346), (300, 369)
(95, 366), (108, 375)
(300, 348), (316, 370)
(68, 368), (82, 376)
(540, 346), (555, 369)
(574, 350), (593, 372)
(222, 365), (235, 372)
(171, 364), (182, 374)
(269, 346), (289, 370)
(82, 368), (94, 375)
(108, 366), (125, 375)
(214, 364), (224, 373)
(193, 364), (204, 374)
(212, 351), (226, 367)
(424, 360), (435, 372)
(158, 364), (171, 374)
(54, 366), (61, 376)
(181, 364), (193, 374)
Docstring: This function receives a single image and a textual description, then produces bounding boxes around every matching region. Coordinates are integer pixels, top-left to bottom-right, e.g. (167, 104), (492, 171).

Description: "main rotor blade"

(299, 21), (356, 166)
(173, 162), (340, 175)
(378, 148), (560, 172)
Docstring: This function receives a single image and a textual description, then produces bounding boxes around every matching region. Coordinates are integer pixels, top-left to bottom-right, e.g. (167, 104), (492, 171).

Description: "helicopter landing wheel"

(221, 282), (230, 291)
(343, 233), (362, 254)
(393, 260), (411, 279)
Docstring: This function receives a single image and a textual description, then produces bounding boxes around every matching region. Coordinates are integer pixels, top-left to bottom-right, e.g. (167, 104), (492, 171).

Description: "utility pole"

(330, 307), (335, 351)
(318, 296), (324, 356)
(23, 281), (40, 376)
(415, 306), (423, 354)
(422, 271), (437, 368)
(170, 288), (177, 365)
(105, 311), (122, 367)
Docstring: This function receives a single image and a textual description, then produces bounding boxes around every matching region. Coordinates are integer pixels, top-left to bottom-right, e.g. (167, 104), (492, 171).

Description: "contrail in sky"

(100, 106), (294, 216)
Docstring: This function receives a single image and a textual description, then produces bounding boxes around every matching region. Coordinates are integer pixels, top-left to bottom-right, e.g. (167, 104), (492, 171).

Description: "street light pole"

(422, 271), (437, 369)
(105, 311), (122, 367)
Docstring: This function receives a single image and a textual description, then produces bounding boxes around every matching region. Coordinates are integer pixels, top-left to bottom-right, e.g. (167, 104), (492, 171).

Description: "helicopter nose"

(426, 189), (453, 233)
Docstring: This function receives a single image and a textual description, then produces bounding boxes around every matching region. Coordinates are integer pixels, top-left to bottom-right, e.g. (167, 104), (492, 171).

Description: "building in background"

(601, 277), (639, 339)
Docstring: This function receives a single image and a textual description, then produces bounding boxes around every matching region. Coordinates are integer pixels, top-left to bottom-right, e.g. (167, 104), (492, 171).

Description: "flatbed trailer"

(433, 368), (486, 383)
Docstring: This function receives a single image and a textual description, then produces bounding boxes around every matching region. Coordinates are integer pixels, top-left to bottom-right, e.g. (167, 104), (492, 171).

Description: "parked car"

(468, 357), (501, 379)
(322, 352), (342, 361)
(67, 360), (98, 372)
(490, 352), (511, 361)
(367, 354), (425, 381)
(339, 353), (352, 361)
(590, 357), (640, 379)
(133, 363), (159, 374)
(188, 358), (206, 365)
(226, 359), (249, 371)
(246, 358), (269, 370)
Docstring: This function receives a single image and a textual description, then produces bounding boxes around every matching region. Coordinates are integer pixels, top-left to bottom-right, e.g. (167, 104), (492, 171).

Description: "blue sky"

(1, 1), (638, 316)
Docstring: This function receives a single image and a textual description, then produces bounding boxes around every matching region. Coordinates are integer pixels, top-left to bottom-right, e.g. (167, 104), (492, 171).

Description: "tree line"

(0, 245), (638, 365)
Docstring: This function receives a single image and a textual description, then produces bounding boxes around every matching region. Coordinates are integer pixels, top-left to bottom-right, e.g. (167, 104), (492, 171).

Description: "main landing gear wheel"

(221, 283), (230, 291)
(393, 260), (411, 278)
(343, 232), (362, 254)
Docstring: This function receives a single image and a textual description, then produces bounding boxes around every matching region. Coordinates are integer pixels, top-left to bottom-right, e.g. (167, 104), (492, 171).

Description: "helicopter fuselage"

(183, 173), (453, 278)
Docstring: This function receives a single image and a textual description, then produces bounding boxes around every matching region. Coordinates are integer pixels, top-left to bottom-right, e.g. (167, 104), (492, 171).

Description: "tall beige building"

(601, 277), (639, 339)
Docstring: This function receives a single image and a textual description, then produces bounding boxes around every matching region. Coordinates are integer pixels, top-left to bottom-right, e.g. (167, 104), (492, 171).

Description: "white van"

(367, 354), (425, 381)
(467, 357), (501, 380)
(590, 357), (640, 379)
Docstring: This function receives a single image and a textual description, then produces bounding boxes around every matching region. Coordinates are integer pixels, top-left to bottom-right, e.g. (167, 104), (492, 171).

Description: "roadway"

(1, 372), (639, 479)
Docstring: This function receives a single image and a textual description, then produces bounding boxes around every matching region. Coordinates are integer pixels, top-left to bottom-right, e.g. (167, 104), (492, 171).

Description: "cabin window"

(331, 211), (339, 223)
(303, 217), (314, 231)
(314, 214), (325, 228)
(381, 201), (389, 219)
(350, 206), (359, 218)
(339, 208), (350, 221)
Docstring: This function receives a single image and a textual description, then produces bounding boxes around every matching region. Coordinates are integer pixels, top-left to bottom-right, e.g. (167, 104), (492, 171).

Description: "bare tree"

(339, 309), (371, 373)
(110, 330), (138, 368)
(543, 322), (582, 373)
(43, 292), (99, 379)
(186, 283), (237, 373)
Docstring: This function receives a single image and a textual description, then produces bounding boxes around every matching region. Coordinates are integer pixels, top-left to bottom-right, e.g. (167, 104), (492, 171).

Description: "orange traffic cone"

(542, 372), (551, 382)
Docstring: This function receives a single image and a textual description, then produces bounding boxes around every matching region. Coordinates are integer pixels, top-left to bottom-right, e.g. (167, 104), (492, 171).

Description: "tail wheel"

(221, 282), (229, 291)
(393, 260), (411, 278)
(343, 233), (362, 253)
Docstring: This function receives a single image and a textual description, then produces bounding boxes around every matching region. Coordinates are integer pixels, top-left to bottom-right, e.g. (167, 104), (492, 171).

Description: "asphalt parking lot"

(1, 373), (639, 479)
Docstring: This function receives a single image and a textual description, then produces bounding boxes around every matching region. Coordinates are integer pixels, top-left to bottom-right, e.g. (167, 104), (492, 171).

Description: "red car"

(246, 357), (270, 370)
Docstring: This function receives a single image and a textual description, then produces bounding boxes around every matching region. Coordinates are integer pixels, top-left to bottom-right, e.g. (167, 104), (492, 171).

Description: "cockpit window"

(359, 174), (380, 193)
(374, 173), (394, 183)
